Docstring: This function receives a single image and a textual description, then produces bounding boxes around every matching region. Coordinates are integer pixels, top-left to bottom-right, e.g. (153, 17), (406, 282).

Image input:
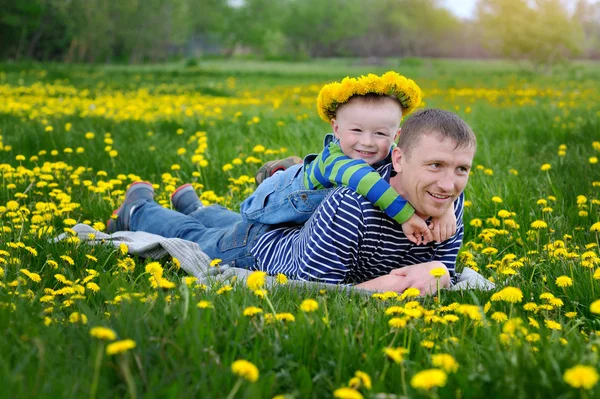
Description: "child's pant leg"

(240, 164), (328, 225)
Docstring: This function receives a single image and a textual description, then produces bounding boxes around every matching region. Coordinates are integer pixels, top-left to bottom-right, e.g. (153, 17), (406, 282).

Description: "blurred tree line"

(0, 0), (598, 68)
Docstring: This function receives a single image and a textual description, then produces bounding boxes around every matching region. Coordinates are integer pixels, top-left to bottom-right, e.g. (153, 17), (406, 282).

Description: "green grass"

(1, 59), (600, 398)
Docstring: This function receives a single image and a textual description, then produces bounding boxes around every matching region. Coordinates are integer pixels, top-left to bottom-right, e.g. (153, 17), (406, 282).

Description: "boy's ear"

(331, 118), (339, 137)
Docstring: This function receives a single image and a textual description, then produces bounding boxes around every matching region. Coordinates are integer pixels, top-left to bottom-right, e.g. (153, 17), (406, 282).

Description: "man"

(108, 109), (476, 294)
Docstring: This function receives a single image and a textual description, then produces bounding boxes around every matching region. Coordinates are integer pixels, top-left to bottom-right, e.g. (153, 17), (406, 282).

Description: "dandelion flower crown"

(316, 71), (422, 122)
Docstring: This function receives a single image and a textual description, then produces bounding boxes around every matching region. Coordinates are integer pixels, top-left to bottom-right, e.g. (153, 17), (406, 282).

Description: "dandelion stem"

(401, 363), (408, 398)
(119, 356), (137, 399)
(89, 343), (104, 399)
(379, 362), (390, 383)
(226, 378), (243, 399)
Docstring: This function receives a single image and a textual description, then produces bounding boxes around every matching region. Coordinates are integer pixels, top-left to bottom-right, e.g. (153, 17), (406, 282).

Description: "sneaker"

(255, 156), (303, 186)
(171, 184), (204, 215)
(106, 181), (154, 233)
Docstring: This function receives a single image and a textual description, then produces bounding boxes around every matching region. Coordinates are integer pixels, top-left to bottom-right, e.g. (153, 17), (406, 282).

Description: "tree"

(476, 0), (583, 70)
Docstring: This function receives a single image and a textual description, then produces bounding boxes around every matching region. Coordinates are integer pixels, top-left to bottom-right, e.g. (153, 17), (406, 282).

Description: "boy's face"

(390, 133), (474, 218)
(331, 98), (401, 164)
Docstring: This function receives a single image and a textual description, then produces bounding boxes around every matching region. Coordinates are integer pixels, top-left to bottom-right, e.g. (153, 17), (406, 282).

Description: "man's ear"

(391, 146), (403, 173)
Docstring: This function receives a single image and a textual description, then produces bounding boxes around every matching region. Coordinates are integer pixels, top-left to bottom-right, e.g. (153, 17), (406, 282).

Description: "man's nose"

(438, 171), (454, 192)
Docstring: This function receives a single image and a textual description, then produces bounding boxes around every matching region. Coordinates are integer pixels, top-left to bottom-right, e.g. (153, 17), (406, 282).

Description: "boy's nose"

(359, 133), (375, 146)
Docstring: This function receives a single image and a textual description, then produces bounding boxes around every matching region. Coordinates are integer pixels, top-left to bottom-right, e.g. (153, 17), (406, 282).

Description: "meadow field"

(1, 58), (600, 398)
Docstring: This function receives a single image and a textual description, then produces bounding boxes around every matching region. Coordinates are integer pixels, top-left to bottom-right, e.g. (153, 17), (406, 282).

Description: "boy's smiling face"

(331, 97), (402, 164)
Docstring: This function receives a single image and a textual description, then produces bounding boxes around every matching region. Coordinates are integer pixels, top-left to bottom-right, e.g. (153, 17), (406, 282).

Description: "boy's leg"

(107, 181), (154, 233)
(241, 164), (328, 225)
(129, 201), (269, 268)
(255, 156), (302, 185)
(171, 184), (203, 215)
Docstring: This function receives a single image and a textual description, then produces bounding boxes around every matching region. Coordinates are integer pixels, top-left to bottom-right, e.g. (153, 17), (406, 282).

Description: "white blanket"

(59, 224), (495, 293)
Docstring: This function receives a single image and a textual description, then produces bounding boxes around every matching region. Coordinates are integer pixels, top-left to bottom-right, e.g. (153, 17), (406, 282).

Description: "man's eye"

(430, 163), (440, 169)
(457, 167), (469, 174)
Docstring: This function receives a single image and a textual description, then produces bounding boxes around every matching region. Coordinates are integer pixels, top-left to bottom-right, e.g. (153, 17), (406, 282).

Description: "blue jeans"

(240, 164), (330, 225)
(129, 201), (271, 269)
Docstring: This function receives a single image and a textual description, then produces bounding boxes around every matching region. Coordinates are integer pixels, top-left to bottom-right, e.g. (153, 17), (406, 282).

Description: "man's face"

(390, 133), (475, 218)
(331, 98), (401, 165)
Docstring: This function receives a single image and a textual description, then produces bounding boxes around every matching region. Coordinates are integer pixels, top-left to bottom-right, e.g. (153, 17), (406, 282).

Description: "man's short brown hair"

(398, 108), (476, 158)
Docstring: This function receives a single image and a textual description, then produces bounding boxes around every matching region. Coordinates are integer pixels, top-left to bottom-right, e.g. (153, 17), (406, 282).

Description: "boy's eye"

(376, 132), (388, 136)
(351, 128), (362, 132)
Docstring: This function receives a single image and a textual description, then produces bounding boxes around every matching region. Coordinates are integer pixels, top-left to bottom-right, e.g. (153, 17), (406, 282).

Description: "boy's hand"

(429, 207), (457, 242)
(402, 214), (433, 245)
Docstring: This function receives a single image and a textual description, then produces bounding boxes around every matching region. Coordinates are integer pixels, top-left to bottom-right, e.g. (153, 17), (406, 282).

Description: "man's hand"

(355, 262), (450, 294)
(389, 262), (450, 295)
(354, 273), (410, 292)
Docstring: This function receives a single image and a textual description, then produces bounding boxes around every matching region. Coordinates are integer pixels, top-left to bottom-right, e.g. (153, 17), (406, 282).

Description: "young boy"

(172, 71), (456, 244)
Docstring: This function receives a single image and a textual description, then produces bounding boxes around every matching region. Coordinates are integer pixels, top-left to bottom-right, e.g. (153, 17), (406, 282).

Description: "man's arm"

(304, 142), (415, 224)
(354, 262), (449, 294)
(295, 191), (363, 283)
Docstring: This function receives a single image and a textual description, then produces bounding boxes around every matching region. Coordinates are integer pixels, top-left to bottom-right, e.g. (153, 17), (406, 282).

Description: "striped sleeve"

(295, 192), (364, 283)
(304, 142), (414, 224)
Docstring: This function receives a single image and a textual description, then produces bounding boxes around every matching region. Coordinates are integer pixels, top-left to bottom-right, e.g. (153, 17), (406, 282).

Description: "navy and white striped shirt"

(250, 164), (464, 285)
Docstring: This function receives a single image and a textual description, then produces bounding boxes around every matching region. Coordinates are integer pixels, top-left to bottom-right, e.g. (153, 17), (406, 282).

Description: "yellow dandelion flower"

(300, 299), (319, 313)
(540, 164), (551, 171)
(216, 285), (233, 295)
(429, 267), (446, 278)
(209, 258), (222, 267)
(544, 319), (562, 330)
(90, 327), (117, 341)
(246, 271), (267, 291)
(401, 287), (421, 299)
(491, 312), (508, 322)
(333, 387), (363, 399)
(106, 339), (136, 355)
(275, 313), (295, 322)
(231, 359), (259, 382)
(243, 306), (263, 316)
(383, 347), (409, 363)
(431, 354), (459, 373)
(590, 299), (600, 314)
(389, 318), (407, 329)
(20, 269), (41, 283)
(530, 220), (548, 229)
(491, 287), (523, 303)
(197, 300), (213, 309)
(563, 365), (599, 390)
(555, 276), (573, 287)
(591, 222), (600, 232)
(411, 368), (447, 390)
(276, 273), (288, 284)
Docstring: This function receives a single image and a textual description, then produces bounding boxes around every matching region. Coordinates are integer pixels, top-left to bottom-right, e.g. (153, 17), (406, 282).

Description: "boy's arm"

(304, 142), (415, 224)
(429, 205), (457, 243)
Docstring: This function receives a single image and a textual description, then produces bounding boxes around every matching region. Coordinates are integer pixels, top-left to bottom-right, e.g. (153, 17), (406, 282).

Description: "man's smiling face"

(390, 133), (475, 218)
